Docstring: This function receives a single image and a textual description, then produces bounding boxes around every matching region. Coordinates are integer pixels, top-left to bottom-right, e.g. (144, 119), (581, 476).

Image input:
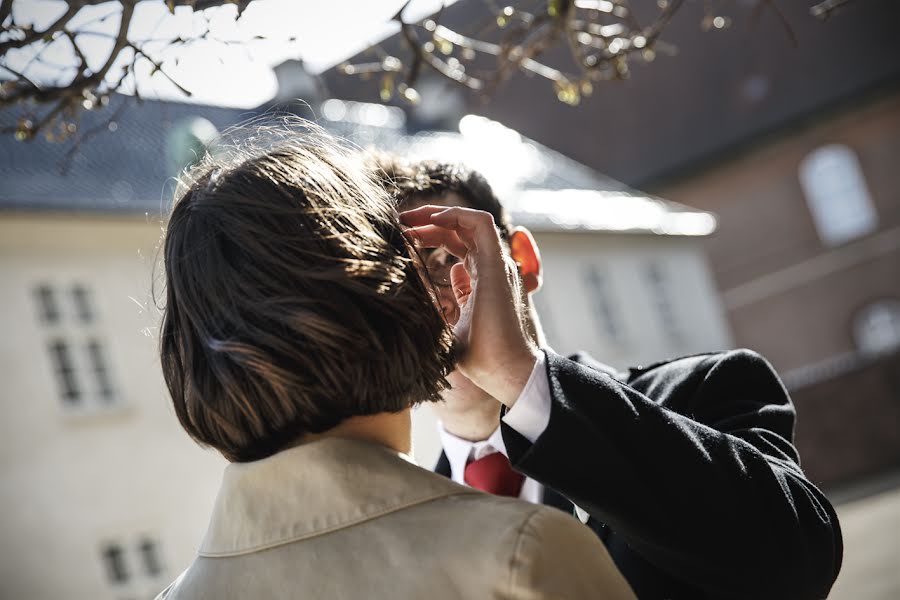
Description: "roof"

(508, 189), (716, 236)
(0, 96), (715, 236)
(360, 113), (714, 235)
(0, 98), (253, 215)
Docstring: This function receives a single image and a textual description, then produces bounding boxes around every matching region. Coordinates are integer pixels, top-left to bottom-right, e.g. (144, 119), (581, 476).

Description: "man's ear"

(509, 227), (543, 293)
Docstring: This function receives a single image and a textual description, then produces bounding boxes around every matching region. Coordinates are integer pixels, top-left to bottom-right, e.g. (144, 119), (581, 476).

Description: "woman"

(155, 124), (634, 600)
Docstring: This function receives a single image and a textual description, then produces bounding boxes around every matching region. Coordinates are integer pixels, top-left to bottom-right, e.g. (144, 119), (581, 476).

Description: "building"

(658, 92), (900, 489)
(0, 100), (242, 600)
(1, 94), (730, 598)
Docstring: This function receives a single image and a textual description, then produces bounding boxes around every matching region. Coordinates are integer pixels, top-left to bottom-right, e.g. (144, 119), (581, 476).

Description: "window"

(34, 284), (59, 323)
(33, 282), (119, 409)
(581, 265), (624, 343)
(101, 543), (129, 584)
(87, 339), (115, 401)
(531, 291), (559, 347)
(799, 144), (878, 246)
(645, 262), (683, 346)
(139, 538), (163, 577)
(100, 536), (167, 595)
(72, 284), (94, 323)
(48, 340), (80, 403)
(854, 300), (900, 355)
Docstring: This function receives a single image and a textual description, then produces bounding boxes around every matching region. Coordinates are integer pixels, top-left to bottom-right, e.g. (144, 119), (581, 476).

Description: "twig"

(0, 2), (79, 55)
(0, 0), (13, 26)
(0, 63), (41, 91)
(751, 0), (797, 47)
(127, 42), (193, 97)
(810, 0), (855, 19)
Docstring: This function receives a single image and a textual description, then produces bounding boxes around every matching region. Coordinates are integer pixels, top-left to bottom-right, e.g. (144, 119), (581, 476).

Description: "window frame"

(33, 282), (124, 414)
(799, 144), (878, 247)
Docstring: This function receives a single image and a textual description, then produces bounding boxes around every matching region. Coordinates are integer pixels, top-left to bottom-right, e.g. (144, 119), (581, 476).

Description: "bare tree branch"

(810, 0), (857, 20)
(0, 3), (79, 55)
(1, 0), (15, 26)
(0, 0), (860, 145)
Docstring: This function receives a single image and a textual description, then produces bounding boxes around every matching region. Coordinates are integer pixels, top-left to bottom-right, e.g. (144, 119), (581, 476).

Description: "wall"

(654, 92), (900, 487)
(0, 215), (225, 599)
(657, 93), (900, 372)
(531, 231), (733, 370)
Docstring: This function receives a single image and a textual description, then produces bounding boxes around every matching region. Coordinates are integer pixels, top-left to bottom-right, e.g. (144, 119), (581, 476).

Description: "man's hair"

(159, 123), (455, 462)
(367, 152), (512, 240)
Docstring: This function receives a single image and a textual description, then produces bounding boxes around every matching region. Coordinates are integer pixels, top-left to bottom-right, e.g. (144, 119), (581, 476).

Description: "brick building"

(658, 90), (900, 488)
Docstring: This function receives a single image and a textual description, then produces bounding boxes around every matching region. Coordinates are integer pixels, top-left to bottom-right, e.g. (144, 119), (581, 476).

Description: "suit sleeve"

(501, 348), (842, 600)
(505, 506), (636, 600)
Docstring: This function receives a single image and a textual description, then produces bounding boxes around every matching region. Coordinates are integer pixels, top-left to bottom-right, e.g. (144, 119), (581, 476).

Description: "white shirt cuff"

(500, 352), (551, 444)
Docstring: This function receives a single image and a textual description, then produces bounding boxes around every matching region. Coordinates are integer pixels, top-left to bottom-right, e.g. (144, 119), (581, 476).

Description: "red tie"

(464, 452), (525, 497)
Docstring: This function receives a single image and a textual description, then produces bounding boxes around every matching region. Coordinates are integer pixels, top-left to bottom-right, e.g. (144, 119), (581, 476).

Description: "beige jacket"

(157, 438), (635, 600)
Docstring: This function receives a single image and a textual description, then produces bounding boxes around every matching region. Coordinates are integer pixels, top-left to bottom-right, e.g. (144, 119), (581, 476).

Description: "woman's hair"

(159, 120), (455, 462)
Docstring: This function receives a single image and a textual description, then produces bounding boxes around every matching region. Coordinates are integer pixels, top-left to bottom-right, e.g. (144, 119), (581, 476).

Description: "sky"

(2, 0), (455, 108)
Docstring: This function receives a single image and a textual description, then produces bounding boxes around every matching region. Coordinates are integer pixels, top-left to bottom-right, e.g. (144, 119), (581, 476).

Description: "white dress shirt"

(438, 353), (593, 524)
(438, 353), (552, 504)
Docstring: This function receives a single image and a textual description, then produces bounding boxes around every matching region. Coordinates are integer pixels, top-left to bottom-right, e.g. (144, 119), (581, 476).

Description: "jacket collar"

(199, 437), (476, 557)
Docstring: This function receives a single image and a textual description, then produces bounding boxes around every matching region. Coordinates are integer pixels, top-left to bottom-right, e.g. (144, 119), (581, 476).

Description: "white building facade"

(0, 215), (226, 600)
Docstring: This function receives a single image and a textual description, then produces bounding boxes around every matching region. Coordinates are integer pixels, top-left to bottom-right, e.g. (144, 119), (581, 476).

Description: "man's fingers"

(428, 207), (503, 252)
(399, 205), (452, 228)
(403, 225), (469, 258)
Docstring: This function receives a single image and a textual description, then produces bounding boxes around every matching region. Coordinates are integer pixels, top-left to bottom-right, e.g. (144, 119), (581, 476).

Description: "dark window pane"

(101, 543), (128, 583)
(49, 340), (79, 402)
(581, 265), (621, 342)
(72, 285), (94, 323)
(86, 340), (114, 400)
(34, 284), (59, 324)
(139, 538), (162, 577)
(531, 292), (559, 347)
(646, 262), (683, 344)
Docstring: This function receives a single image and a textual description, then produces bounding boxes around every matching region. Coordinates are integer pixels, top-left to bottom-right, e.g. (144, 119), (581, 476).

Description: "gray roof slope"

(1, 96), (714, 235)
(0, 98), (253, 214)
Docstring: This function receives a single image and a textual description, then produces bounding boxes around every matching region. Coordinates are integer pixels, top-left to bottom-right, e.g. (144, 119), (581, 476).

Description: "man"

(387, 158), (843, 600)
(154, 129), (636, 599)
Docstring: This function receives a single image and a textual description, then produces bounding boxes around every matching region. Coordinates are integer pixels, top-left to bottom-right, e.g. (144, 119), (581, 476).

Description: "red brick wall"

(657, 93), (900, 372)
(792, 351), (900, 489)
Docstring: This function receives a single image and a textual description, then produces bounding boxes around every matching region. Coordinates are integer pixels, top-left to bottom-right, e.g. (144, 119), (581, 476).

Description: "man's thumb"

(450, 262), (472, 306)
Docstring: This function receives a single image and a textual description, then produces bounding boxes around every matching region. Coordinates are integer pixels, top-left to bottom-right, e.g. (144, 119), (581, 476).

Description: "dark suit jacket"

(435, 349), (842, 600)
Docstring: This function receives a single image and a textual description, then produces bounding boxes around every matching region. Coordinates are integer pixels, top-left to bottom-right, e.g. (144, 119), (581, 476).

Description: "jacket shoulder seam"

(506, 505), (552, 593)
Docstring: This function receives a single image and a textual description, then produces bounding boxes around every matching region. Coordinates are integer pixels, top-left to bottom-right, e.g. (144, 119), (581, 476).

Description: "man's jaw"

(434, 370), (503, 442)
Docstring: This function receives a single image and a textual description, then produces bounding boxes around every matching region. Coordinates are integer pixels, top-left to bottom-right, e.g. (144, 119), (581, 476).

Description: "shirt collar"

(438, 424), (508, 484)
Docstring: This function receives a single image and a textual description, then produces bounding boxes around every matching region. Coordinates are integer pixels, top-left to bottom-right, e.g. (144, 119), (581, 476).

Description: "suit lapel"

(541, 486), (574, 513)
(434, 451), (452, 478)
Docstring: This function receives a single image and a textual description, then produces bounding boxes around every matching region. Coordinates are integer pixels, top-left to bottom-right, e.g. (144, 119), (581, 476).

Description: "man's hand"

(400, 205), (540, 407)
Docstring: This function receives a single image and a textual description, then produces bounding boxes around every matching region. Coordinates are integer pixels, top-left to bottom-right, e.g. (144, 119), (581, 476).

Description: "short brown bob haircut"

(160, 122), (455, 462)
